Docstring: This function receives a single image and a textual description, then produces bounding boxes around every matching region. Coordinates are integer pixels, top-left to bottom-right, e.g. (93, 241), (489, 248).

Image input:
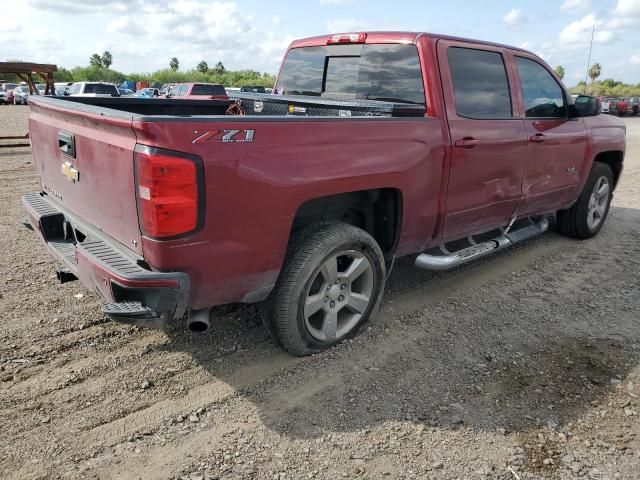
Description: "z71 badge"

(192, 129), (255, 144)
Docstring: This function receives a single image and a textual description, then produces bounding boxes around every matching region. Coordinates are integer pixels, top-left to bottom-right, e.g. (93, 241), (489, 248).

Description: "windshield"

(275, 43), (425, 105)
(84, 83), (118, 94)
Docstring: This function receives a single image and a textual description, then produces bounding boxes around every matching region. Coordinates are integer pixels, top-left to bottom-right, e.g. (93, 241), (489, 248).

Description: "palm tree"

(554, 65), (565, 80)
(588, 63), (601, 83)
(89, 53), (103, 68)
(169, 57), (179, 71)
(196, 61), (209, 74)
(214, 61), (226, 75)
(101, 51), (113, 69)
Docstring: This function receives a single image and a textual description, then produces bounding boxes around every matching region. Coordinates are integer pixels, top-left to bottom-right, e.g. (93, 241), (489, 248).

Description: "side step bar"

(415, 217), (549, 271)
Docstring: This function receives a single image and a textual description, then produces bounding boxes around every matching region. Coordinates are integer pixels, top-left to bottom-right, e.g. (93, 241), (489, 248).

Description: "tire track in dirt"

(85, 230), (585, 479)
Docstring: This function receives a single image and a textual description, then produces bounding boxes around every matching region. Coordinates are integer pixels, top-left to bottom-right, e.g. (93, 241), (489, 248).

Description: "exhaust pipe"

(187, 308), (210, 333)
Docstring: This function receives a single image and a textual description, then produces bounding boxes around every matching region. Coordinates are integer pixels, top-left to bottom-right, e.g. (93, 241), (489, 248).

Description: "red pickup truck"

(23, 31), (625, 356)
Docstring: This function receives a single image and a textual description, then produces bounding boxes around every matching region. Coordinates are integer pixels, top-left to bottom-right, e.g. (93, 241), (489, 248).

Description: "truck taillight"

(327, 33), (367, 44)
(134, 145), (204, 239)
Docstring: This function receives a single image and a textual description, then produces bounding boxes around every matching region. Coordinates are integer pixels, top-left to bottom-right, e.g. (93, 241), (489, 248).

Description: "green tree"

(213, 61), (226, 75)
(554, 65), (565, 80)
(588, 62), (601, 83)
(89, 53), (103, 68)
(101, 51), (113, 69)
(169, 57), (179, 71)
(196, 61), (209, 74)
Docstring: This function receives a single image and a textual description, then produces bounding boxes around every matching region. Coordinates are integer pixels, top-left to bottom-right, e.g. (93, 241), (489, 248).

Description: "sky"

(1, 0), (640, 85)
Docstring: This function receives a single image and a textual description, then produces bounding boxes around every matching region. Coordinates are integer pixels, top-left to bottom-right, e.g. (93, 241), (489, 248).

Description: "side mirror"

(572, 95), (600, 117)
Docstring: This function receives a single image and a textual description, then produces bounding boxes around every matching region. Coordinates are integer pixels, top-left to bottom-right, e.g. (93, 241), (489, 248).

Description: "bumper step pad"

(102, 302), (163, 327)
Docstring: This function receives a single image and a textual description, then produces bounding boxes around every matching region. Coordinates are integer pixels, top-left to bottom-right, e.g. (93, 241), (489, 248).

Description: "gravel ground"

(0, 104), (639, 480)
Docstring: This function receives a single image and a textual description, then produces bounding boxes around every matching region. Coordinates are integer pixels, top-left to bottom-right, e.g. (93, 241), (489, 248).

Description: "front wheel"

(556, 163), (613, 239)
(264, 222), (386, 356)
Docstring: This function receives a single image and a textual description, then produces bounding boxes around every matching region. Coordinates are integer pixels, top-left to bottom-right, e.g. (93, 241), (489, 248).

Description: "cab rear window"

(191, 84), (226, 96)
(275, 44), (425, 105)
(84, 84), (118, 95)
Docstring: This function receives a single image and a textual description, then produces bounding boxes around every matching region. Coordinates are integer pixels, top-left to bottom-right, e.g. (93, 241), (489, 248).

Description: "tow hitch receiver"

(56, 268), (78, 284)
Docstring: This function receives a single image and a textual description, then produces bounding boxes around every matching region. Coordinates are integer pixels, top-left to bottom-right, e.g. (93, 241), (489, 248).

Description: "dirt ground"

(0, 105), (639, 480)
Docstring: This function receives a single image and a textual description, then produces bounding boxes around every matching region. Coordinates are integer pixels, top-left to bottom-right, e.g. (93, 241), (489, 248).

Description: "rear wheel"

(556, 163), (613, 239)
(264, 222), (386, 356)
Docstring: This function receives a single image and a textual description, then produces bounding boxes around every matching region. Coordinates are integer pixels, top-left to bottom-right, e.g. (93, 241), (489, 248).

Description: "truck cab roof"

(289, 31), (534, 56)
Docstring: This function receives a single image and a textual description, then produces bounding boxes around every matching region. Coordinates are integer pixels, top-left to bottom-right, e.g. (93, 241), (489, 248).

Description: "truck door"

(511, 54), (588, 217)
(437, 40), (528, 240)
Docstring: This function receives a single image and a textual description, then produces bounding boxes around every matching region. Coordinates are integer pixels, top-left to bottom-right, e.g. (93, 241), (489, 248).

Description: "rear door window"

(515, 56), (566, 118)
(447, 47), (512, 118)
(275, 44), (425, 105)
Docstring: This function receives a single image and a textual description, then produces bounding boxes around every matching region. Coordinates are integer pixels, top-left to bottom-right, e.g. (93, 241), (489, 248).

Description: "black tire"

(556, 163), (613, 239)
(264, 222), (386, 356)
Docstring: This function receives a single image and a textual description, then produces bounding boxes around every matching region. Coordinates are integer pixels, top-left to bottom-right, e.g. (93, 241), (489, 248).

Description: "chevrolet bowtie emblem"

(61, 161), (79, 183)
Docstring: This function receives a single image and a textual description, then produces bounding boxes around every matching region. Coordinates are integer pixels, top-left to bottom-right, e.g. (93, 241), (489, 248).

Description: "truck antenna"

(584, 24), (595, 94)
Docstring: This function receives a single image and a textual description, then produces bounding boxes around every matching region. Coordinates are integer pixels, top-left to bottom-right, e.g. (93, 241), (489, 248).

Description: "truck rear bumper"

(22, 191), (190, 329)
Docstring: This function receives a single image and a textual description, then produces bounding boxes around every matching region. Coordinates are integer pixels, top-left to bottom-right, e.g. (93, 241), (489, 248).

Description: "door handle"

(454, 137), (480, 149)
(529, 133), (546, 143)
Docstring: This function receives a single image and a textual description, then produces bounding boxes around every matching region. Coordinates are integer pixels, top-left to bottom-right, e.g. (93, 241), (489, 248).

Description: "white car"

(13, 85), (30, 105)
(0, 82), (17, 104)
(67, 82), (120, 97)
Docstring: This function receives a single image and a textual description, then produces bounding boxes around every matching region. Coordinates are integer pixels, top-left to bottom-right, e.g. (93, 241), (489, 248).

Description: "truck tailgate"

(28, 97), (142, 255)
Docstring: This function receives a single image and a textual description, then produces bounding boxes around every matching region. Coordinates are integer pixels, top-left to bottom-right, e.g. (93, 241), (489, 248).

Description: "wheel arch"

(289, 188), (403, 262)
(593, 150), (623, 189)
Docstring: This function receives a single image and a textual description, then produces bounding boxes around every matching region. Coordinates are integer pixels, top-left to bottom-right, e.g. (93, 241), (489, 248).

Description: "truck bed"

(35, 94), (426, 118)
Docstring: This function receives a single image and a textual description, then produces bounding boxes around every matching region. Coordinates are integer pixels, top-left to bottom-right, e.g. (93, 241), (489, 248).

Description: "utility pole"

(584, 24), (595, 94)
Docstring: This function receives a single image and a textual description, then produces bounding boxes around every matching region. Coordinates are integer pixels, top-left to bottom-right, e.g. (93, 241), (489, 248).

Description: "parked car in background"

(159, 84), (174, 96)
(165, 82), (228, 100)
(240, 85), (266, 93)
(54, 82), (73, 96)
(118, 88), (136, 96)
(135, 87), (160, 98)
(624, 97), (639, 115)
(67, 82), (120, 97)
(616, 98), (633, 117)
(0, 90), (7, 105)
(13, 85), (30, 104)
(0, 82), (17, 104)
(601, 97), (618, 114)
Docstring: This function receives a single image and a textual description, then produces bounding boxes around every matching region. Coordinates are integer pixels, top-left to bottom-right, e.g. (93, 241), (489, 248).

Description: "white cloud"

(560, 0), (591, 11)
(503, 9), (528, 28)
(558, 13), (614, 46)
(325, 18), (371, 32)
(107, 16), (146, 36)
(16, 0), (294, 74)
(27, 0), (141, 14)
(320, 0), (355, 5)
(631, 54), (640, 64)
(613, 0), (640, 16)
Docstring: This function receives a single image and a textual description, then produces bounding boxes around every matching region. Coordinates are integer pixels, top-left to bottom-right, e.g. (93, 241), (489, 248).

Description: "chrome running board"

(415, 217), (549, 271)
